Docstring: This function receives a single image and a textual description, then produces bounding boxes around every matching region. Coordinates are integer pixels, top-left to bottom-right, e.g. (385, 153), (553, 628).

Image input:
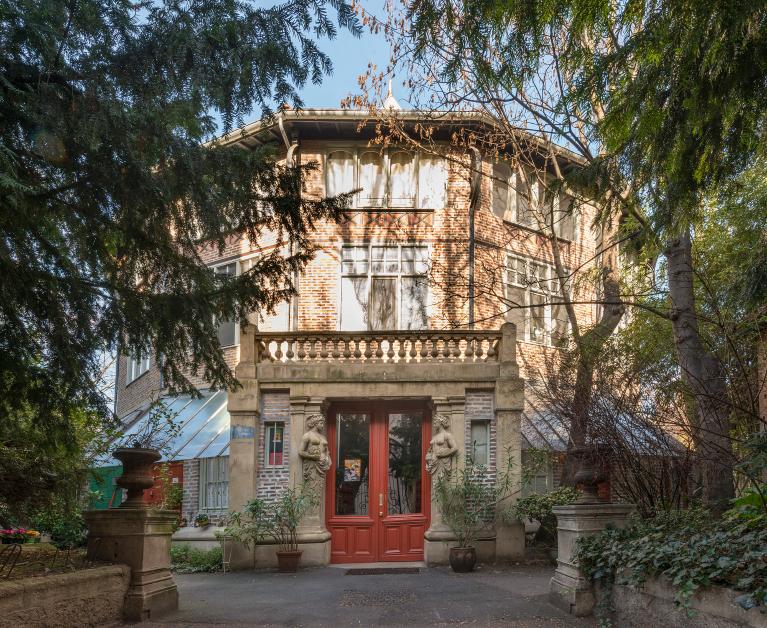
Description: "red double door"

(325, 402), (431, 563)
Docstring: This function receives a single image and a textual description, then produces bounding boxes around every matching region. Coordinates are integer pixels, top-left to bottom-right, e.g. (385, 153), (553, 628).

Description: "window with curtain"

(358, 151), (386, 207)
(492, 161), (513, 220)
(327, 150), (355, 197)
(199, 456), (229, 510)
(326, 148), (447, 209)
(470, 421), (490, 465)
(505, 256), (570, 346)
(340, 244), (429, 331)
(126, 351), (150, 384)
(214, 262), (237, 347)
(389, 151), (416, 207)
(265, 423), (284, 466)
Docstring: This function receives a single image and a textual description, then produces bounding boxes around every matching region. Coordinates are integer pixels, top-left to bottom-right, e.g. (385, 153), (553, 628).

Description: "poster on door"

(344, 458), (361, 482)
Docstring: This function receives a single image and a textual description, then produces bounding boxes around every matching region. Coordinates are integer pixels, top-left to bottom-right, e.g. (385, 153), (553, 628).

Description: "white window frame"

(264, 422), (286, 468)
(339, 243), (430, 331)
(505, 255), (570, 346)
(199, 455), (229, 511)
(125, 351), (150, 385)
(325, 145), (447, 210)
(210, 259), (240, 348)
(492, 162), (576, 241)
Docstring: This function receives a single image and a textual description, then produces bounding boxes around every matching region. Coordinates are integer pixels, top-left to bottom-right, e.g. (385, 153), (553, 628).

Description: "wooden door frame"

(325, 399), (431, 563)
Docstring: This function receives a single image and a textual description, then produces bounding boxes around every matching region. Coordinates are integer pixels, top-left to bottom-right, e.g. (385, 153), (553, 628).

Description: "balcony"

(237, 325), (518, 394)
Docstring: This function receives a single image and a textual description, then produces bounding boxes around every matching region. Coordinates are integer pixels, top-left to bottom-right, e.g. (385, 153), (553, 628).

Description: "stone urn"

(571, 446), (609, 504)
(448, 546), (477, 573)
(113, 447), (161, 508)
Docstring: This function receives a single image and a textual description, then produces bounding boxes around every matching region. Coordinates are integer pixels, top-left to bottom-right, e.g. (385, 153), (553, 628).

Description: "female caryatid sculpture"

(425, 414), (458, 479)
(298, 414), (332, 483)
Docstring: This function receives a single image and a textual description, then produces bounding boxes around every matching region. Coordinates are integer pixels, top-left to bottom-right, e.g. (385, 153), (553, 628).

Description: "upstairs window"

(214, 262), (237, 347)
(492, 164), (576, 240)
(125, 351), (150, 384)
(340, 244), (429, 331)
(505, 256), (570, 346)
(326, 149), (447, 209)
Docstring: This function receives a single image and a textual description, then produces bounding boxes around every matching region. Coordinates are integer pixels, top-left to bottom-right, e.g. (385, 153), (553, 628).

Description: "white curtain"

(359, 151), (386, 206)
(327, 151), (355, 197)
(418, 156), (447, 208)
(390, 151), (416, 207)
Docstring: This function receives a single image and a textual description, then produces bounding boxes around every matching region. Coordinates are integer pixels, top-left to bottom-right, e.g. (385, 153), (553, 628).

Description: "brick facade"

(256, 392), (291, 501)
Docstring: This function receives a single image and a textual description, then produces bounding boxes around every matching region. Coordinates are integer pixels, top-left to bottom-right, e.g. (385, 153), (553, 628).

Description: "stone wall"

(608, 575), (766, 628)
(0, 564), (130, 628)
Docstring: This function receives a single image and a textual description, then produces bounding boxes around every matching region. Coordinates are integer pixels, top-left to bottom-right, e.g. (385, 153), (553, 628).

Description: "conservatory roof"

(95, 390), (230, 467)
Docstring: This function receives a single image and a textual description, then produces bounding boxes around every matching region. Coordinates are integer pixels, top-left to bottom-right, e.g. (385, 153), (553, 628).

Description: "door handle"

(378, 492), (384, 517)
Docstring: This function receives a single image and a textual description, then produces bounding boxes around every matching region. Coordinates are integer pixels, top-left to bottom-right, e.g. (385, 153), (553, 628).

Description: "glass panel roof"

(93, 390), (230, 467)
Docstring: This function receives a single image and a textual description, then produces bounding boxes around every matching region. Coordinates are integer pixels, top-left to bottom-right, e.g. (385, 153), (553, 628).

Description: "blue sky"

(299, 0), (392, 109)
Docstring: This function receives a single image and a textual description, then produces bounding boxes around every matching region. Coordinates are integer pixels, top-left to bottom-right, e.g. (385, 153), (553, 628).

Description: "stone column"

(287, 395), (331, 566)
(495, 322), (526, 561)
(550, 503), (634, 616)
(424, 396), (465, 565)
(84, 509), (178, 620)
(226, 324), (261, 569)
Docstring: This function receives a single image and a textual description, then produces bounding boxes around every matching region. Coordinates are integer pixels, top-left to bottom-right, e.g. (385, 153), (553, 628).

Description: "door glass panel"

(387, 412), (422, 515)
(335, 413), (370, 516)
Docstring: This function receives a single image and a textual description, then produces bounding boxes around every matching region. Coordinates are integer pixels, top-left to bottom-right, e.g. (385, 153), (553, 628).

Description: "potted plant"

(433, 462), (508, 573)
(0, 528), (27, 544)
(113, 400), (181, 508)
(194, 513), (210, 528)
(225, 487), (315, 572)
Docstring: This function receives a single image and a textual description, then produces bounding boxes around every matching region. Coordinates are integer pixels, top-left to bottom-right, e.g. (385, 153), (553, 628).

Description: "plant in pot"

(433, 462), (504, 573)
(224, 486), (315, 572)
(194, 513), (210, 528)
(113, 400), (180, 508)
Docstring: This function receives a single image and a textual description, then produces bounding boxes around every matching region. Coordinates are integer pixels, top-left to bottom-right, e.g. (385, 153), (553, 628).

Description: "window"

(470, 421), (490, 466)
(265, 422), (285, 466)
(214, 263), (237, 347)
(505, 256), (570, 346)
(199, 456), (229, 511)
(492, 164), (576, 240)
(340, 244), (429, 331)
(125, 351), (150, 384)
(326, 148), (447, 209)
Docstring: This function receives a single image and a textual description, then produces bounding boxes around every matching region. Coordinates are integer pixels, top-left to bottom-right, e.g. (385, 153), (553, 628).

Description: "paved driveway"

(141, 565), (596, 627)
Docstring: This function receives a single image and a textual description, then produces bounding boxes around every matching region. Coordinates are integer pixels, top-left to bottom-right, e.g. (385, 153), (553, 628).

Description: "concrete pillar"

(550, 503), (634, 616)
(226, 325), (261, 569)
(424, 395), (465, 564)
(84, 509), (178, 621)
(495, 322), (525, 561)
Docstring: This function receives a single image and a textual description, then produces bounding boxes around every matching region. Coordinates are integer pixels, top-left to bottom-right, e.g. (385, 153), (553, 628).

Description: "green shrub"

(508, 486), (579, 545)
(574, 505), (767, 624)
(170, 544), (222, 573)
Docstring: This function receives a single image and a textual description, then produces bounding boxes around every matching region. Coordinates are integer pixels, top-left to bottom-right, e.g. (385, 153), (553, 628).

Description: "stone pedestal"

(549, 502), (633, 616)
(84, 509), (179, 621)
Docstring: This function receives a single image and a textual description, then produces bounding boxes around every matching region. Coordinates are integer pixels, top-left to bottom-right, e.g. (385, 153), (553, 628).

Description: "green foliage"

(170, 544), (222, 574)
(0, 0), (359, 509)
(225, 486), (316, 552)
(575, 506), (767, 624)
(30, 508), (87, 550)
(509, 487), (578, 544)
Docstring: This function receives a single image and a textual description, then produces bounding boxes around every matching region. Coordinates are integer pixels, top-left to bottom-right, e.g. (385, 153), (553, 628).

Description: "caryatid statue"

(425, 414), (458, 479)
(298, 414), (332, 483)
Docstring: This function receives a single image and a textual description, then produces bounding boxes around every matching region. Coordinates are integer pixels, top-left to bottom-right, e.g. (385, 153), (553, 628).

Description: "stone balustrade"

(254, 330), (502, 364)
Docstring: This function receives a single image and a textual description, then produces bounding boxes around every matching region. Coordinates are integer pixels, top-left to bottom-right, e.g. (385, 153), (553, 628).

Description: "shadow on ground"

(138, 565), (596, 627)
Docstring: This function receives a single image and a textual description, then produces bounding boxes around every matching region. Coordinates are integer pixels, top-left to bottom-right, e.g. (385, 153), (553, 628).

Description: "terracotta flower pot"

(449, 546), (477, 573)
(113, 447), (161, 508)
(276, 549), (302, 573)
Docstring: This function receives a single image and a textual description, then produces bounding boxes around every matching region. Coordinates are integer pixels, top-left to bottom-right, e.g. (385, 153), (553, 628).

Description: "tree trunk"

(561, 265), (625, 485)
(666, 228), (734, 511)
